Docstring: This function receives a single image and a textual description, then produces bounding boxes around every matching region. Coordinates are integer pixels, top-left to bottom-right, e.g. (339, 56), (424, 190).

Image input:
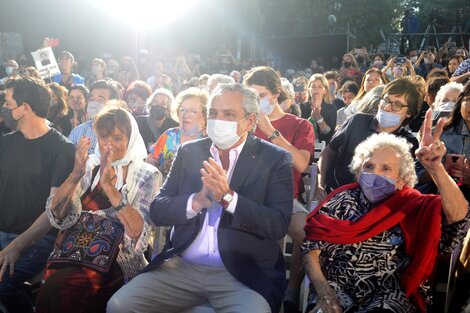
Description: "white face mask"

(207, 119), (242, 150)
(376, 107), (402, 128)
(409, 56), (418, 63)
(437, 100), (456, 112)
(86, 101), (104, 120)
(259, 97), (274, 115)
(373, 60), (383, 68)
(5, 67), (14, 76)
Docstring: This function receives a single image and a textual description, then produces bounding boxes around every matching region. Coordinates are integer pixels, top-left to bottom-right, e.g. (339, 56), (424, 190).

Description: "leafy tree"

(239, 0), (469, 48)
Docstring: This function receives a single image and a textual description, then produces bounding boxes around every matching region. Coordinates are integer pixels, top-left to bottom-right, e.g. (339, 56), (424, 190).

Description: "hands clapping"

(192, 158), (230, 212)
(72, 137), (91, 179)
(99, 143), (117, 193)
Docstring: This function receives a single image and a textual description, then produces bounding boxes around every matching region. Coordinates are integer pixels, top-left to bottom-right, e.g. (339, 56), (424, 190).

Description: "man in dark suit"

(108, 83), (293, 313)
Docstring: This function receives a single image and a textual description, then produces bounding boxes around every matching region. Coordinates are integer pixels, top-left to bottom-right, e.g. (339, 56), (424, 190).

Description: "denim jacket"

(441, 119), (470, 156)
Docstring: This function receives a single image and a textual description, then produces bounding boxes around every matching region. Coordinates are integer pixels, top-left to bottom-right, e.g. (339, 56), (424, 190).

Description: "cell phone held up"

(445, 153), (464, 183)
(395, 57), (406, 65)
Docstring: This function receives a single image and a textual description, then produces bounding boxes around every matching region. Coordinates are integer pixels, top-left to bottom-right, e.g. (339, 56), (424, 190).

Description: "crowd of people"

(0, 37), (469, 313)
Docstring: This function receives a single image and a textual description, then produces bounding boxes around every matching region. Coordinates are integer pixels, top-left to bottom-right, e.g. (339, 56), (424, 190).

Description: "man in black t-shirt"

(0, 78), (75, 313)
(319, 78), (424, 193)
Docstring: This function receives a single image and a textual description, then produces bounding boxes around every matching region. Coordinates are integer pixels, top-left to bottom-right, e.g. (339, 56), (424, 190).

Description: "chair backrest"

(314, 141), (326, 162)
(445, 229), (470, 313)
(445, 245), (462, 313)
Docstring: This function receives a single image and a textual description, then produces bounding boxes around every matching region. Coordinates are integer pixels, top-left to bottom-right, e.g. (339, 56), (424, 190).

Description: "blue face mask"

(376, 107), (402, 128)
(358, 172), (396, 203)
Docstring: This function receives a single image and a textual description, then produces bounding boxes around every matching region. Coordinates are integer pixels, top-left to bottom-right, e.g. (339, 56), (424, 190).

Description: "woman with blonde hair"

(339, 53), (361, 83)
(146, 87), (208, 178)
(300, 73), (337, 144)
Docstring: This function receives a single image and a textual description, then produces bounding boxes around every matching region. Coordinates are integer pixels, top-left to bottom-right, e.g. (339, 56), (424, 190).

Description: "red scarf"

(304, 183), (442, 312)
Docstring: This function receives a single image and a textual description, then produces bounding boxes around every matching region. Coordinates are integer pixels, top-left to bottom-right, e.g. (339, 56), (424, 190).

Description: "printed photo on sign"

(31, 47), (60, 79)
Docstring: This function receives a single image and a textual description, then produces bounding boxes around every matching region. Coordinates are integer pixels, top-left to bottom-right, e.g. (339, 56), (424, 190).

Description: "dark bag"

(48, 212), (124, 273)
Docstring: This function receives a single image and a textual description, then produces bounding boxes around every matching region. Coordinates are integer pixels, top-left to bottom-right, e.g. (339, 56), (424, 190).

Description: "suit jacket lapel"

(230, 134), (259, 191)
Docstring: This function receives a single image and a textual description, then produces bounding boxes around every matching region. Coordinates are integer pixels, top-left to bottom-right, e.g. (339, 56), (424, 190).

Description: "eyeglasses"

(379, 97), (408, 112)
(178, 108), (201, 116)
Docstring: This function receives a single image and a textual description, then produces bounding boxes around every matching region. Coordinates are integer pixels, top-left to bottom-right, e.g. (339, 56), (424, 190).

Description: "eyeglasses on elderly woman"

(178, 107), (201, 116)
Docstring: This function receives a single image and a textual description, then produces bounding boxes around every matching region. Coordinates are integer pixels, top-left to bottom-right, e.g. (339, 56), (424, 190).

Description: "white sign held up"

(31, 47), (60, 79)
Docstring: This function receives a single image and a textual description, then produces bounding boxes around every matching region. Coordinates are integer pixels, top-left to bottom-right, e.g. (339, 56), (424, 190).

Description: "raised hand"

(73, 137), (91, 179)
(257, 113), (276, 137)
(415, 109), (447, 172)
(311, 104), (322, 121)
(99, 145), (115, 190)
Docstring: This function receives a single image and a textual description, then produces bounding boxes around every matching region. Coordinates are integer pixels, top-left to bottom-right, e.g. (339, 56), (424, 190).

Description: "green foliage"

(238, 0), (470, 48)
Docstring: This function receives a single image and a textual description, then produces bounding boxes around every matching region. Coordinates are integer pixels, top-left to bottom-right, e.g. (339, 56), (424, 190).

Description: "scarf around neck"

(304, 183), (443, 312)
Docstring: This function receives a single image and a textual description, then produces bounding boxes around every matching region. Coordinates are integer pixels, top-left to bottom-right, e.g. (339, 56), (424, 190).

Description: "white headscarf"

(87, 109), (148, 201)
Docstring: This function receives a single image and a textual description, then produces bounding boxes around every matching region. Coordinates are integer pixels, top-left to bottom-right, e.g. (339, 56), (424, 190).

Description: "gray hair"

(146, 88), (175, 110)
(207, 74), (235, 90)
(355, 85), (385, 115)
(210, 83), (259, 132)
(281, 77), (295, 99)
(433, 82), (464, 109)
(349, 133), (417, 188)
(210, 83), (259, 116)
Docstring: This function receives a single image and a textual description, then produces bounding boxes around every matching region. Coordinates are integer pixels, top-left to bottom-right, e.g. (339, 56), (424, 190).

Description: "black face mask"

(150, 106), (167, 121)
(1, 106), (20, 130)
(343, 61), (352, 68)
(356, 56), (364, 64)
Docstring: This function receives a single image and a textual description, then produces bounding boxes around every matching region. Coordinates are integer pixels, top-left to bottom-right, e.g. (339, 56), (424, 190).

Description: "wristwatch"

(113, 197), (128, 213)
(268, 129), (281, 141)
(316, 117), (325, 124)
(219, 190), (234, 208)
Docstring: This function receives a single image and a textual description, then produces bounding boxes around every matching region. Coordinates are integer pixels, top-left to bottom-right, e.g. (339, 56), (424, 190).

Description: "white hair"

(349, 133), (417, 187)
(207, 74), (235, 90)
(281, 77), (295, 99)
(433, 82), (464, 109)
(211, 83), (259, 116)
(147, 88), (174, 106)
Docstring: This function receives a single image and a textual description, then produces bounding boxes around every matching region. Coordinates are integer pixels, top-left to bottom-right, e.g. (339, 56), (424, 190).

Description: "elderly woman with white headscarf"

(36, 107), (162, 313)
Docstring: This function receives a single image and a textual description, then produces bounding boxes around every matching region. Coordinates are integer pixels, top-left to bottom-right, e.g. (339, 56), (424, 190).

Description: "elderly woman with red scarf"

(302, 110), (469, 313)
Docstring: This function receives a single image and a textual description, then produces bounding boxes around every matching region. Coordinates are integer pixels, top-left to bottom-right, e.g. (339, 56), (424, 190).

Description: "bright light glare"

(98, 0), (199, 29)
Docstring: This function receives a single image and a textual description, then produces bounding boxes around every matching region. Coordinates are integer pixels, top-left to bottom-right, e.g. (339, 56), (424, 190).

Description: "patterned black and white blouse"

(301, 187), (469, 313)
